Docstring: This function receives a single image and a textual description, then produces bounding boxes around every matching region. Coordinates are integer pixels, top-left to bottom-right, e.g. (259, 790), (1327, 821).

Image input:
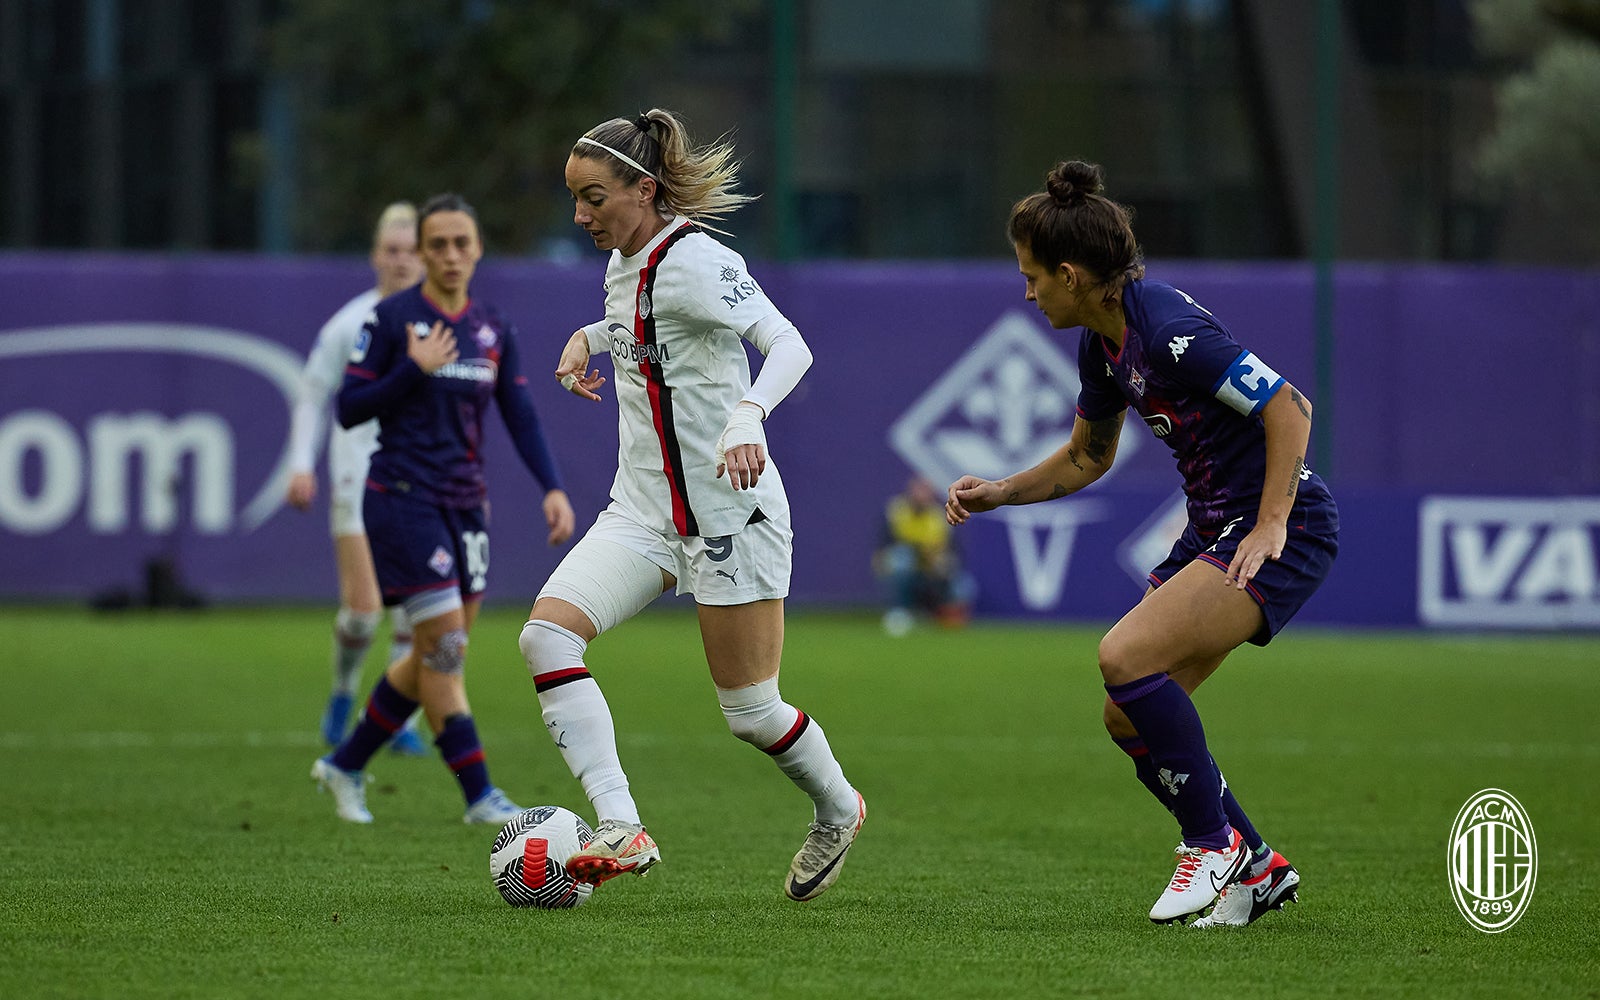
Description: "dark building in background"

(0, 0), (1530, 261)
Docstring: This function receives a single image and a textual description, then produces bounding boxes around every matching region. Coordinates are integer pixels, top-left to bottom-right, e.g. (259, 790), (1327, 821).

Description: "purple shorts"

(1149, 498), (1339, 646)
(364, 487), (490, 607)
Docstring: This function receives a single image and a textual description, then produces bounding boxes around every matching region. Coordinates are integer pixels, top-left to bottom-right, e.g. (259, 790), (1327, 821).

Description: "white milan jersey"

(585, 218), (791, 538)
(288, 289), (382, 482)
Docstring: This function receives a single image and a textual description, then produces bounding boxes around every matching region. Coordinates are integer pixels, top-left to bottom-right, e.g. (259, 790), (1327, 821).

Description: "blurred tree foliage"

(269, 0), (753, 253)
(1472, 0), (1600, 253)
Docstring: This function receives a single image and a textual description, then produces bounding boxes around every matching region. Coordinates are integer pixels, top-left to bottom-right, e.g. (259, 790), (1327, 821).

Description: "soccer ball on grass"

(489, 805), (595, 909)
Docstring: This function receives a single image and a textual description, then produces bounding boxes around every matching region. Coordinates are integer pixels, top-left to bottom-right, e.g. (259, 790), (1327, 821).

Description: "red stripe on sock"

(447, 748), (485, 770)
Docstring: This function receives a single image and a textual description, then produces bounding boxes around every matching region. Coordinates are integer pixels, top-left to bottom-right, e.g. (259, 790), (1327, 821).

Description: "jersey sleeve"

(492, 324), (565, 493)
(679, 239), (783, 335)
(288, 303), (364, 471)
(1075, 333), (1128, 420)
(338, 303), (424, 427)
(1146, 311), (1285, 418)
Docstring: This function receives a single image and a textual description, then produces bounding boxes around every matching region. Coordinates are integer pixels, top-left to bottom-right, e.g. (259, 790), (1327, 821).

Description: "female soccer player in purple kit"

(946, 161), (1338, 926)
(310, 193), (576, 825)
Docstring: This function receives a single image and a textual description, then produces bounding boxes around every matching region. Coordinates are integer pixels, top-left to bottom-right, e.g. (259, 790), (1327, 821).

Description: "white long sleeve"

(740, 313), (813, 418)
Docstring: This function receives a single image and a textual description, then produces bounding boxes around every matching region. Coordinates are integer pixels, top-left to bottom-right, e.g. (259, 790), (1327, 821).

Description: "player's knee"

(1096, 631), (1151, 685)
(421, 628), (468, 675)
(717, 678), (787, 747)
(1103, 697), (1138, 740)
(336, 607), (381, 641)
(519, 619), (588, 678)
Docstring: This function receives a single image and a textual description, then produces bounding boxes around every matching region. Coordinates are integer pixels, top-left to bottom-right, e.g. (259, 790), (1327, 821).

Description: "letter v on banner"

(999, 501), (1106, 609)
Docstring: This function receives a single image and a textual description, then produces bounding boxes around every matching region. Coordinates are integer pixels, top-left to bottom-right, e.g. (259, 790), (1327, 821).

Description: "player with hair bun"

(519, 108), (865, 902)
(947, 160), (1339, 926)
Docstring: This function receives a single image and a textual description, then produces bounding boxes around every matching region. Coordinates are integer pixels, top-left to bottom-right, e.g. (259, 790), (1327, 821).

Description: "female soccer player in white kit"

(519, 108), (865, 902)
(285, 202), (426, 754)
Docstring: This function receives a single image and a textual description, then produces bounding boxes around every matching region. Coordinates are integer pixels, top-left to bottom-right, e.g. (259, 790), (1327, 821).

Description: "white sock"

(718, 679), (857, 827)
(520, 620), (639, 825)
(332, 607), (380, 695)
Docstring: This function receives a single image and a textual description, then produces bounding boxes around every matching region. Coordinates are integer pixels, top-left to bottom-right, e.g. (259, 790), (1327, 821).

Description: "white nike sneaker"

(1192, 851), (1300, 927)
(463, 787), (522, 825)
(785, 791), (867, 902)
(1148, 827), (1247, 924)
(310, 757), (373, 824)
(566, 819), (661, 885)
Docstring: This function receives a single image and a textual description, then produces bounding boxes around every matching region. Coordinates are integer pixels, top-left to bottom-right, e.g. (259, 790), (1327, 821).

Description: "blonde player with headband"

(286, 202), (427, 754)
(520, 108), (865, 902)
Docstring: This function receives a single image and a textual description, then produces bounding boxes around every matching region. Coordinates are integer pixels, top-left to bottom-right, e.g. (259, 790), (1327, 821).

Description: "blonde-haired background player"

(285, 201), (427, 754)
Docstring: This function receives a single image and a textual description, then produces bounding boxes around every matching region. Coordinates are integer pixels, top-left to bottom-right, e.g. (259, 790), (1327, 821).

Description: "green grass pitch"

(2, 605), (1595, 998)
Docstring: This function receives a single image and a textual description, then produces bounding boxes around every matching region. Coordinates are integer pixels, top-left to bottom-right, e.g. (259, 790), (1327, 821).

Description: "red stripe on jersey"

(634, 223), (701, 536)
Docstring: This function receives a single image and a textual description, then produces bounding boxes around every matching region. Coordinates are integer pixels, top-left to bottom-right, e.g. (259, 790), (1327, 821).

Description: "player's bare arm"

(947, 412), (1124, 524)
(555, 328), (607, 400)
(1225, 382), (1313, 588)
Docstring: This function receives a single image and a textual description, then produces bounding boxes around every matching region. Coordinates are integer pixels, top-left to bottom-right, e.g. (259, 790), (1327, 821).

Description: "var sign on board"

(1418, 497), (1600, 627)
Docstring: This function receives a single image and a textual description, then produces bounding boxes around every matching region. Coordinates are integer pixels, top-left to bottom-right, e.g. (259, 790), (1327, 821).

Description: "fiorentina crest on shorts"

(428, 546), (454, 577)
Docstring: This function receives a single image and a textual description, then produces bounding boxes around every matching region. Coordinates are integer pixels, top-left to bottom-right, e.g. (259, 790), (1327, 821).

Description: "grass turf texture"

(2, 606), (1595, 999)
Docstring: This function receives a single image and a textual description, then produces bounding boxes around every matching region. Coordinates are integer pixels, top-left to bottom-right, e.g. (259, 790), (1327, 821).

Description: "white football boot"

(1193, 851), (1300, 927)
(566, 819), (661, 885)
(310, 757), (373, 824)
(1149, 827), (1247, 923)
(785, 791), (867, 902)
(463, 787), (523, 825)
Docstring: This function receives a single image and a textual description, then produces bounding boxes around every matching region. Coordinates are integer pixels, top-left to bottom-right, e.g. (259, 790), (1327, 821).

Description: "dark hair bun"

(1045, 160), (1106, 207)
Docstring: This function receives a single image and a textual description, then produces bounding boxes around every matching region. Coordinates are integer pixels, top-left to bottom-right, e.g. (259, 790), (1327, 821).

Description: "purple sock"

(330, 675), (417, 772)
(435, 713), (491, 806)
(1217, 760), (1265, 855)
(1113, 735), (1178, 819)
(1105, 673), (1231, 850)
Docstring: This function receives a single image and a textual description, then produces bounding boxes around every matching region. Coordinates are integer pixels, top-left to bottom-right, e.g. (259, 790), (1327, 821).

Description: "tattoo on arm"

(1066, 447), (1084, 472)
(1006, 490), (1021, 504)
(1084, 419), (1118, 465)
(1047, 484), (1069, 500)
(1290, 388), (1311, 421)
(1287, 457), (1306, 497)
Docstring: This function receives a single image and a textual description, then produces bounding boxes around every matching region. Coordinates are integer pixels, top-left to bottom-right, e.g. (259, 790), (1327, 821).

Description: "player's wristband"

(715, 404), (766, 466)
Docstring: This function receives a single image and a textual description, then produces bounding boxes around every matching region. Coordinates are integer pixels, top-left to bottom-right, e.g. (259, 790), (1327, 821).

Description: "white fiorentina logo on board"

(888, 311), (1137, 609)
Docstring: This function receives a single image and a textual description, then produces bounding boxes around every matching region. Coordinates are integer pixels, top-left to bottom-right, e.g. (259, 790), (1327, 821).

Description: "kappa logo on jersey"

(1167, 334), (1194, 361)
(719, 266), (740, 283)
(427, 546), (454, 577)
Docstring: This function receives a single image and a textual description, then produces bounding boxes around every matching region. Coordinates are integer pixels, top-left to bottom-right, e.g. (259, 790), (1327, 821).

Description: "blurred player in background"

(310, 193), (576, 825)
(946, 160), (1338, 926)
(518, 108), (865, 901)
(873, 474), (975, 635)
(286, 201), (428, 755)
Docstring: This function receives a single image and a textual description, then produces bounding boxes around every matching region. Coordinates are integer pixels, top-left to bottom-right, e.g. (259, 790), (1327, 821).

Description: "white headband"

(576, 137), (658, 181)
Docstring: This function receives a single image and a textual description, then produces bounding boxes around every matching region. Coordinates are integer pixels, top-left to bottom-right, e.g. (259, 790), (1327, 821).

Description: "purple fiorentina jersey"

(343, 285), (524, 509)
(1075, 279), (1334, 531)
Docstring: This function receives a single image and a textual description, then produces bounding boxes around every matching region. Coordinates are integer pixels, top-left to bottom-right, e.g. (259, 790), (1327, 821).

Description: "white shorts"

(326, 422), (380, 538)
(538, 501), (793, 634)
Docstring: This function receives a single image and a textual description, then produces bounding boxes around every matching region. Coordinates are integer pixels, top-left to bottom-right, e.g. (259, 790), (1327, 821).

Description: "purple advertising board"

(2, 252), (1597, 629)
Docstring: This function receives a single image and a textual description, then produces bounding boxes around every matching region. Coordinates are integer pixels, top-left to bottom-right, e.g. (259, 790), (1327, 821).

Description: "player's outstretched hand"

(544, 489), (576, 546)
(408, 320), (459, 374)
(556, 329), (606, 401)
(946, 475), (1003, 525)
(1224, 521), (1286, 590)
